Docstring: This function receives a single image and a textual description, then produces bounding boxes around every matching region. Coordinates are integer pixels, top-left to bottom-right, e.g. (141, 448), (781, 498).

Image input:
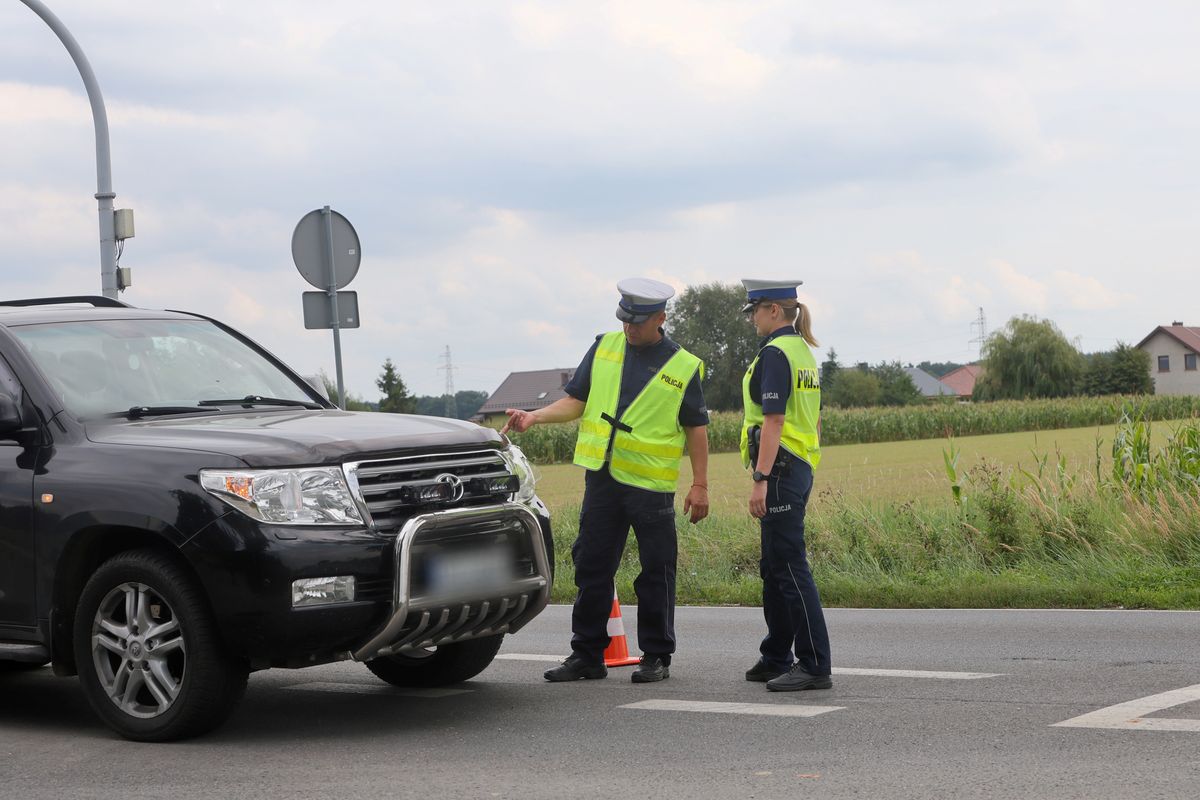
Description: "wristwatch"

(752, 470), (769, 482)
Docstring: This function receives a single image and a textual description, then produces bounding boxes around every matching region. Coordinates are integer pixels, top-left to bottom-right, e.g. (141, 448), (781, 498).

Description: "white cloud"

(1049, 270), (1131, 311)
(990, 260), (1047, 312)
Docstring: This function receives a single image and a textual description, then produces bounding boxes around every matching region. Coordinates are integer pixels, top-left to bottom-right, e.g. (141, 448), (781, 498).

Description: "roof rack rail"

(0, 296), (134, 309)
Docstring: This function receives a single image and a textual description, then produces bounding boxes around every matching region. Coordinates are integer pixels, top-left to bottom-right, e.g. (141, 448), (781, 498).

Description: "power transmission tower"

(438, 346), (457, 418)
(968, 307), (987, 361)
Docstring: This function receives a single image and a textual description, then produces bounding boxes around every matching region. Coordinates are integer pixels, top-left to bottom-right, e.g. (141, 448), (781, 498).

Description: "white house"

(1136, 322), (1200, 395)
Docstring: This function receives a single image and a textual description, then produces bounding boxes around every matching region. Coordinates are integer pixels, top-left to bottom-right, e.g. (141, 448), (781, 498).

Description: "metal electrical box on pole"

(292, 207), (362, 409)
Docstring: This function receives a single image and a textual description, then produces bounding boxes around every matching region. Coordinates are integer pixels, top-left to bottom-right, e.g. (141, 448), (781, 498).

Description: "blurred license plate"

(427, 547), (515, 596)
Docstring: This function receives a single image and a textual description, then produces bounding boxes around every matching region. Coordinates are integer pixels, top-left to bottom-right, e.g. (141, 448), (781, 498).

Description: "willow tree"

(974, 316), (1085, 400)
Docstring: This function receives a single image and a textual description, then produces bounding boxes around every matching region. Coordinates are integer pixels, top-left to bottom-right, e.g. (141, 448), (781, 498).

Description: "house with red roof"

(1137, 322), (1200, 395)
(939, 364), (982, 399)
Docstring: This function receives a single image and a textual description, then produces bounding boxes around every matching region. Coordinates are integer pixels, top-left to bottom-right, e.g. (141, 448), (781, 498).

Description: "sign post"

(292, 207), (362, 408)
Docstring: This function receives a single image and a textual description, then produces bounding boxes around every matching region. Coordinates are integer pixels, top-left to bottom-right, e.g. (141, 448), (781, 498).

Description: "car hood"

(83, 409), (506, 467)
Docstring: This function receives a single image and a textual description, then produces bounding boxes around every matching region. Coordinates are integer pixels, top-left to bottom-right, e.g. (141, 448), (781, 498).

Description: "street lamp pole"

(19, 0), (119, 300)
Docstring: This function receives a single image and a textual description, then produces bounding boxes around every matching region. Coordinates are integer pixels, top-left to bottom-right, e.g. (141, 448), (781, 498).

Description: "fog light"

(291, 576), (356, 607)
(472, 475), (520, 495)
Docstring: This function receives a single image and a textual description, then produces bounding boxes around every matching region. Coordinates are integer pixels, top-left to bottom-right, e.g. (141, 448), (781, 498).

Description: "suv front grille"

(346, 449), (516, 530)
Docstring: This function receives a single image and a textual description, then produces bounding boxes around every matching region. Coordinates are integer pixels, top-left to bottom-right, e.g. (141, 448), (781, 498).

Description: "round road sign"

(291, 208), (361, 290)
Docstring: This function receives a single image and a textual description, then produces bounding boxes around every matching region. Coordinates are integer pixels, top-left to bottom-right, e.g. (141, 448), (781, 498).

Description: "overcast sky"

(2, 1), (1197, 398)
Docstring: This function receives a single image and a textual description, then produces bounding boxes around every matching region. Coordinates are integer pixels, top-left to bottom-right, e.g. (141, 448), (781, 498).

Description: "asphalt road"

(3, 606), (1199, 799)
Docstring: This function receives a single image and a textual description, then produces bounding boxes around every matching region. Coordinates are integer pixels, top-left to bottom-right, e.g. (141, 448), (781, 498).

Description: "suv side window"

(0, 354), (23, 401)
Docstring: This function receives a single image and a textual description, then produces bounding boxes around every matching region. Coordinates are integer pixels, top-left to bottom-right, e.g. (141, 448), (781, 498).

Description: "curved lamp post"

(19, 0), (120, 299)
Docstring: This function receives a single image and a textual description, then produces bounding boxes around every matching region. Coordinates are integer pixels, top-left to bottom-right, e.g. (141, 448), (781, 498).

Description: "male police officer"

(501, 278), (710, 683)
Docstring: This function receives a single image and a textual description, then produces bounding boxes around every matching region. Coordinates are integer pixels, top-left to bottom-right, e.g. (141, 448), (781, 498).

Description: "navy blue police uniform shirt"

(749, 326), (803, 415)
(564, 331), (709, 427)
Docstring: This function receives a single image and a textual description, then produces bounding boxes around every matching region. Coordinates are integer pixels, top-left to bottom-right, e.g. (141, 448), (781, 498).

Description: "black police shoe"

(745, 658), (790, 683)
(631, 655), (670, 683)
(766, 663), (833, 692)
(544, 654), (607, 682)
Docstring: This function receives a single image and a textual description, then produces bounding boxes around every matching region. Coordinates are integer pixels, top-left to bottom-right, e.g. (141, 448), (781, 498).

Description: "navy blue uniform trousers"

(570, 466), (677, 664)
(759, 457), (831, 676)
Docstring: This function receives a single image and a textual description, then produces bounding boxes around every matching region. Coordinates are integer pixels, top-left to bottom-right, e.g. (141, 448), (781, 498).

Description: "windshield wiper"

(120, 406), (216, 419)
(197, 395), (324, 410)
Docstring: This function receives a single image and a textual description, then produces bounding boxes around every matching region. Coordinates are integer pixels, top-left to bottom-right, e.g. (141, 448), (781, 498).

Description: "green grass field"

(532, 421), (1176, 513)
(531, 420), (1200, 609)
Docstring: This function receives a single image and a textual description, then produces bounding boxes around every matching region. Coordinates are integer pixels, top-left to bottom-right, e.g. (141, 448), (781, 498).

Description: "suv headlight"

(504, 445), (538, 504)
(200, 467), (364, 525)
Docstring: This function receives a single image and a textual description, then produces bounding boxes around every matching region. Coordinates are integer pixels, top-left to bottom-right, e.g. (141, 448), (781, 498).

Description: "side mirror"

(0, 392), (22, 436)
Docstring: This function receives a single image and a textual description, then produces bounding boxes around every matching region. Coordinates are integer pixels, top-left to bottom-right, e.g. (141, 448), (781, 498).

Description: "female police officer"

(739, 279), (832, 692)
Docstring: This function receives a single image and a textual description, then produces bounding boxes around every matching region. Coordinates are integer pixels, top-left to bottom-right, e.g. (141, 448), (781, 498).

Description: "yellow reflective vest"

(573, 331), (704, 492)
(741, 333), (822, 470)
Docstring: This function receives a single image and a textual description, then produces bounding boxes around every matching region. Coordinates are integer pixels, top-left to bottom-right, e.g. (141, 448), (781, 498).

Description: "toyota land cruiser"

(0, 296), (552, 741)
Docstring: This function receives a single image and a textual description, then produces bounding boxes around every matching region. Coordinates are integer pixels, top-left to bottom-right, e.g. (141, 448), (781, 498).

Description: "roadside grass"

(535, 420), (1200, 609)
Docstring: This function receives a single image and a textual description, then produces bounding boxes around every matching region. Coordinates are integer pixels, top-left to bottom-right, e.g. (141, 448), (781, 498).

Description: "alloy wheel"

(90, 582), (186, 719)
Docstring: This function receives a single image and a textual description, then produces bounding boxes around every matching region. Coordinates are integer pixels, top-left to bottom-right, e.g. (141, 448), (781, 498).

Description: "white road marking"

(621, 699), (843, 718)
(833, 667), (1003, 680)
(1053, 684), (1200, 732)
(497, 654), (1003, 679)
(497, 653), (566, 662)
(285, 682), (473, 698)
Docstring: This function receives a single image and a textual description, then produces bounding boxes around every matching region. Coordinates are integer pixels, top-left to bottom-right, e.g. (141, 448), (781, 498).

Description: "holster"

(748, 425), (794, 477)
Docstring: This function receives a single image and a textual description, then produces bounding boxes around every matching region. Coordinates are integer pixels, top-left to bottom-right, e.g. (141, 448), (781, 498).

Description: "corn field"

(503, 394), (1200, 464)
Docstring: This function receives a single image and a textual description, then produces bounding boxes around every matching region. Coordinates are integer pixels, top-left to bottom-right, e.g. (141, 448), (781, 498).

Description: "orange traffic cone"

(603, 591), (641, 667)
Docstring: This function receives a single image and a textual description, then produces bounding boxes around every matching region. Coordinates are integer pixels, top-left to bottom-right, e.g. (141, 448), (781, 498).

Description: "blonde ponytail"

(777, 300), (819, 347)
(796, 302), (818, 347)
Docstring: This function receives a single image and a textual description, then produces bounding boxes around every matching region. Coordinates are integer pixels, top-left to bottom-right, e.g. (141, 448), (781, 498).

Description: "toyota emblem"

(435, 473), (465, 503)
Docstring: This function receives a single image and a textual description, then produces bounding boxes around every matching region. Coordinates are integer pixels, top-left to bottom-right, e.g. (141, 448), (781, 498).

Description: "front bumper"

(352, 502), (552, 661)
(184, 499), (551, 668)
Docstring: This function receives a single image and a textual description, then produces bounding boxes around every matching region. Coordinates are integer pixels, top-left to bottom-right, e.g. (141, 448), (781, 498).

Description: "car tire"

(365, 633), (504, 687)
(73, 549), (249, 742)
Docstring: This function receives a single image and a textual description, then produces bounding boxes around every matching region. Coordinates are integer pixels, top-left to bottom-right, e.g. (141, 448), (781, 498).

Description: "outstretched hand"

(500, 408), (536, 435)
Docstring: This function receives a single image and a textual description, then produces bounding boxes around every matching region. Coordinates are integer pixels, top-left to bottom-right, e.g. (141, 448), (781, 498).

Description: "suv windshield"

(10, 318), (319, 419)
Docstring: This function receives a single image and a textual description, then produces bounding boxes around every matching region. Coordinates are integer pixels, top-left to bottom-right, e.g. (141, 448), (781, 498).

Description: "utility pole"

(968, 307), (987, 361)
(20, 0), (132, 299)
(438, 346), (457, 418)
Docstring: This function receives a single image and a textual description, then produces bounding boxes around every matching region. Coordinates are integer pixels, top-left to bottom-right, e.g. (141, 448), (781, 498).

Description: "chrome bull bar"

(352, 503), (551, 662)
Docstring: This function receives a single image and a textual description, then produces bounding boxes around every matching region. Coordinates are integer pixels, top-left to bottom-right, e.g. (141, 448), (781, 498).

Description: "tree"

(1083, 343), (1153, 396)
(820, 348), (842, 398)
(827, 368), (881, 408)
(413, 390), (489, 419)
(667, 282), (761, 412)
(916, 360), (965, 378)
(973, 316), (1085, 400)
(318, 370), (374, 411)
(874, 362), (924, 406)
(376, 358), (416, 413)
(454, 389), (489, 419)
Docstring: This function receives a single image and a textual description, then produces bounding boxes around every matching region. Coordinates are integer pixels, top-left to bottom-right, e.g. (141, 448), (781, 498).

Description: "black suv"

(0, 297), (552, 741)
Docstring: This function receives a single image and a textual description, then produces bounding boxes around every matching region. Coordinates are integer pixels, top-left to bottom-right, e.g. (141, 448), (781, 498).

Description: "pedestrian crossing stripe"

(1053, 684), (1200, 732)
(496, 654), (1003, 679)
(621, 699), (842, 717)
(284, 682), (473, 698)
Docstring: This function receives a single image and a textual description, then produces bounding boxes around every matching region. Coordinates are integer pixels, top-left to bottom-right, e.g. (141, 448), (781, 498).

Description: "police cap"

(615, 277), (675, 324)
(740, 278), (804, 313)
